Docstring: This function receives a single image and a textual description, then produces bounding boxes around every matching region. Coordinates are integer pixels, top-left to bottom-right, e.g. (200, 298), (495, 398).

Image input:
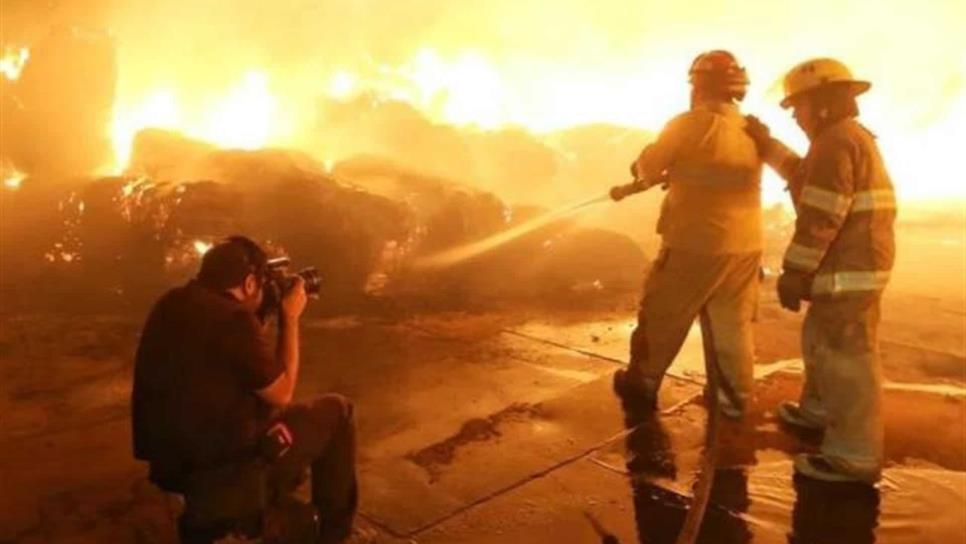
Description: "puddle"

(626, 461), (966, 543)
(406, 403), (545, 481)
(612, 409), (966, 543)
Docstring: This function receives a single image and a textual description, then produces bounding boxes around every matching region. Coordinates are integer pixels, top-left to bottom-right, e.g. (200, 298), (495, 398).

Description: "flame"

(0, 47), (29, 80)
(389, 49), (509, 129)
(328, 71), (358, 100)
(110, 70), (281, 172)
(111, 90), (181, 172)
(3, 169), (25, 191)
(93, 1), (962, 205)
(193, 239), (213, 255)
(199, 71), (277, 150)
(354, 47), (683, 132)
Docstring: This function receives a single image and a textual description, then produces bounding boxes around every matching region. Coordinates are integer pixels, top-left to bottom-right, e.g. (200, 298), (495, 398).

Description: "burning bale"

(1, 176), (243, 310)
(1, 133), (414, 311)
(332, 155), (508, 253)
(333, 156), (647, 305)
(127, 129), (218, 181)
(394, 209), (649, 306)
(314, 95), (562, 203)
(2, 127), (649, 313)
(315, 94), (476, 186)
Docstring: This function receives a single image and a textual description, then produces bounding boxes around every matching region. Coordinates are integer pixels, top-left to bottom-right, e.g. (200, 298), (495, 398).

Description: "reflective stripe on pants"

(801, 296), (884, 478)
(628, 248), (760, 409)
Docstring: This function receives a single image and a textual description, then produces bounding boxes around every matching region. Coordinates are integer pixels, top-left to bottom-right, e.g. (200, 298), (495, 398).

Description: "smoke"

(1, 0), (964, 204)
(1, 0), (963, 313)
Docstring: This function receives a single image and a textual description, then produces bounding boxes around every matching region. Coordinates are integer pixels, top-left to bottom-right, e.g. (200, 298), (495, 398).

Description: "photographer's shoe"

(613, 369), (658, 412)
(777, 402), (825, 431)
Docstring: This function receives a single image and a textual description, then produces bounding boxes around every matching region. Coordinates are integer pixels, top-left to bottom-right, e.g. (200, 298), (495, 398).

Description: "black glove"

(744, 115), (772, 156)
(610, 184), (628, 201)
(777, 270), (809, 312)
(611, 181), (646, 202)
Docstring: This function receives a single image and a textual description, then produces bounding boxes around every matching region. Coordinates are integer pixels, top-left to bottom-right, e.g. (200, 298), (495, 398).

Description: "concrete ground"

(1, 286), (964, 543)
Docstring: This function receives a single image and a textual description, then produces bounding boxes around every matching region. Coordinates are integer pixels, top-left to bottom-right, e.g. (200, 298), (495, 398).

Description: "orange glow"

(3, 169), (25, 191)
(111, 90), (180, 172)
(391, 49), (509, 129)
(84, 0), (962, 205)
(109, 71), (283, 172)
(0, 46), (29, 80)
(328, 71), (358, 100)
(193, 239), (213, 255)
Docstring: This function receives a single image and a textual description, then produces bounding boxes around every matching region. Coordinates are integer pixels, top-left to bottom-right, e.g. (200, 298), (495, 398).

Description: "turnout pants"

(799, 296), (884, 478)
(270, 394), (359, 543)
(627, 248), (760, 411)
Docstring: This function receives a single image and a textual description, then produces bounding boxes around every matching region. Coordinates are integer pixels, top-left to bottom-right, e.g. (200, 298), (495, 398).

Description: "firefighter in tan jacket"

(610, 50), (763, 420)
(746, 58), (896, 483)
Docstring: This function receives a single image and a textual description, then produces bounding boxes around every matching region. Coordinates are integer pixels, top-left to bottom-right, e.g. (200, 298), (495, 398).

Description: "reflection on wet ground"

(628, 460), (966, 544)
(617, 402), (965, 544)
(1, 299), (963, 543)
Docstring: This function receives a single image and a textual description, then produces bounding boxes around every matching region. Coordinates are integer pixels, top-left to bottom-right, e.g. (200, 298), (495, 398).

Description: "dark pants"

(269, 394), (358, 543)
(628, 248), (760, 409)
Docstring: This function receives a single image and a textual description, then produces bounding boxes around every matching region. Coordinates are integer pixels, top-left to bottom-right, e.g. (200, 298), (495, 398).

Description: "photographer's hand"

(259, 277), (307, 408)
(281, 277), (307, 321)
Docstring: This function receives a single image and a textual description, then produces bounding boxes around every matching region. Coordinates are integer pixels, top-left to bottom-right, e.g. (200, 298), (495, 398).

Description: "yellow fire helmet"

(780, 58), (871, 109)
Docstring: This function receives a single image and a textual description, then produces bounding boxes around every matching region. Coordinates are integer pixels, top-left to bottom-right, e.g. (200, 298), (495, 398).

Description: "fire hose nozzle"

(610, 180), (646, 202)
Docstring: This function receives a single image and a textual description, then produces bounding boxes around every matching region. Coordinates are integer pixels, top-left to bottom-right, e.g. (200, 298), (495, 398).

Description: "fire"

(3, 169), (25, 191)
(390, 49), (509, 129)
(0, 47), (29, 80)
(110, 70), (281, 172)
(199, 71), (277, 151)
(2, 157), (26, 190)
(110, 90), (181, 173)
(328, 71), (358, 100)
(193, 239), (213, 255)
(68, 0), (960, 205)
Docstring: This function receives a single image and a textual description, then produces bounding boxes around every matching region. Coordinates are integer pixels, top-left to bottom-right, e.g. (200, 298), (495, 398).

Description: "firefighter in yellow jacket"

(746, 58), (896, 483)
(610, 50), (763, 419)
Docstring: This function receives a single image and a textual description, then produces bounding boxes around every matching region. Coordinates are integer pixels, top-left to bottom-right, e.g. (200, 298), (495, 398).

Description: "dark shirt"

(132, 280), (284, 482)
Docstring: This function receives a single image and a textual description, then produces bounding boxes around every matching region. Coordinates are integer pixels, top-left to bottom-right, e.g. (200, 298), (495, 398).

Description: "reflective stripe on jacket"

(633, 101), (763, 254)
(764, 119), (896, 298)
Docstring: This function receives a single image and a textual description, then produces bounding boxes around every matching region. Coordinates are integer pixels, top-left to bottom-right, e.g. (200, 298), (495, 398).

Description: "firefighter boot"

(777, 401), (825, 432)
(613, 369), (658, 414)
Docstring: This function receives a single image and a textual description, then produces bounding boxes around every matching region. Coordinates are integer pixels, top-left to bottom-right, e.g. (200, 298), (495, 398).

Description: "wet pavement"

(0, 292), (964, 543)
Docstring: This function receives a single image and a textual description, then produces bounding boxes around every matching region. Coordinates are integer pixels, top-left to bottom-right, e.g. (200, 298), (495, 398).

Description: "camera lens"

(298, 267), (322, 295)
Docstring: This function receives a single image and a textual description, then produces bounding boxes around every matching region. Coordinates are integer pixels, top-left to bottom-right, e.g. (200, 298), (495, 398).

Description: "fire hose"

(586, 310), (726, 544)
(674, 309), (724, 544)
(608, 175), (724, 543)
(609, 173), (669, 202)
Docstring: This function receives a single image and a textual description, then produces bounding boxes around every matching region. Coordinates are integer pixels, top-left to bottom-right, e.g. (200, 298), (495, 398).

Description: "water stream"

(412, 193), (611, 269)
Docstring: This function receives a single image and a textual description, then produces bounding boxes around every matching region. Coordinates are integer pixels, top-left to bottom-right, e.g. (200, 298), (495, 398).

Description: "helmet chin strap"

(804, 109), (832, 141)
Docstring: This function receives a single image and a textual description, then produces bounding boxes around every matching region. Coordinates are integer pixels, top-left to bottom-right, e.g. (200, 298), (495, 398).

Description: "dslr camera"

(258, 257), (322, 319)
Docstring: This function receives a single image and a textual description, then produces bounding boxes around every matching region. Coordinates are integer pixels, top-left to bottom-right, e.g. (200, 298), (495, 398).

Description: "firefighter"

(745, 58), (896, 483)
(610, 50), (763, 420)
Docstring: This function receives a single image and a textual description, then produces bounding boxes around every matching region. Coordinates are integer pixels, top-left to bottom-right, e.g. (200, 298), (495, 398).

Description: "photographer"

(132, 236), (357, 543)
